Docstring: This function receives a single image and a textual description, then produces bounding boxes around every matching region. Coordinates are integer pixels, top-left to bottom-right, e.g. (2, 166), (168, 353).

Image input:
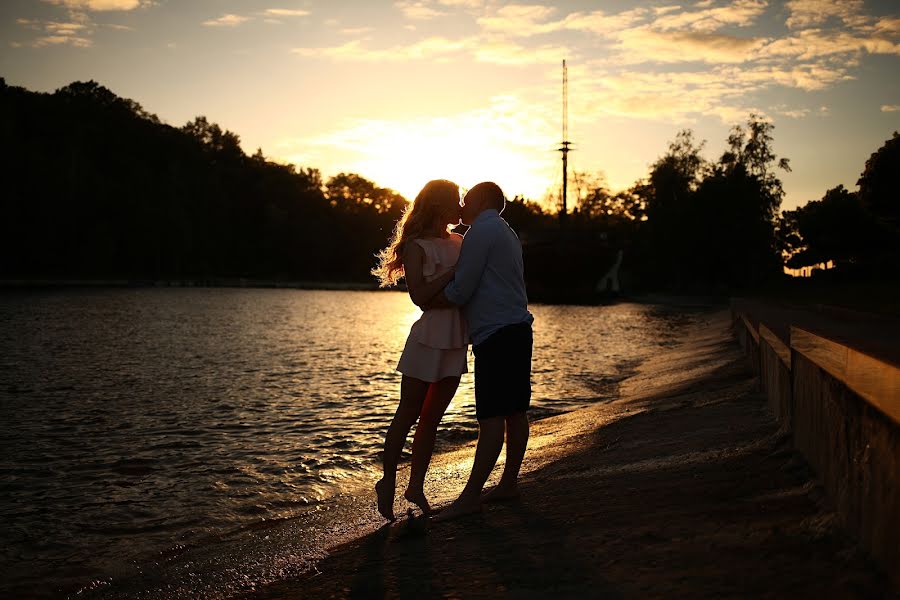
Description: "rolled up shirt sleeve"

(444, 222), (492, 306)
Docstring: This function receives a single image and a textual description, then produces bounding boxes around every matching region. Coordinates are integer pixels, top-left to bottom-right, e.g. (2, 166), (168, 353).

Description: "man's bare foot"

(432, 497), (482, 522)
(403, 488), (432, 515)
(481, 484), (520, 504)
(375, 477), (396, 521)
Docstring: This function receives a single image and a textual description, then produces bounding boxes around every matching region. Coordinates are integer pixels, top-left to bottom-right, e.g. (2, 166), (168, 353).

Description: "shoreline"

(0, 278), (382, 291)
(55, 303), (710, 599)
(246, 309), (893, 599)
(0, 280), (735, 310)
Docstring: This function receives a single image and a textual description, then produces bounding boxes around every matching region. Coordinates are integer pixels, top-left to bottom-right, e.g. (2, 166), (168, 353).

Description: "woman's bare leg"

(376, 375), (430, 521)
(404, 376), (460, 514)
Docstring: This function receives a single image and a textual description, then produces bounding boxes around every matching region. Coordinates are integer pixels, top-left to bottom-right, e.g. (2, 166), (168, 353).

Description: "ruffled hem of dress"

(397, 343), (468, 382)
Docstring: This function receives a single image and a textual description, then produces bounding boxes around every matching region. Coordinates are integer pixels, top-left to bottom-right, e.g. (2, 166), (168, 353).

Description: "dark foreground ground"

(249, 311), (896, 599)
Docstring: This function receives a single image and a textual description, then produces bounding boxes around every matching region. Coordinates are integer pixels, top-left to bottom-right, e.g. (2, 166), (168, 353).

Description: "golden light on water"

(397, 303), (422, 342)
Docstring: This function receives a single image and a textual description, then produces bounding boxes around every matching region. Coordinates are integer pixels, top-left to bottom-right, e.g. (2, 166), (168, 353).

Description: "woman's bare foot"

(431, 497), (482, 522)
(481, 484), (520, 504)
(403, 488), (432, 515)
(375, 477), (396, 521)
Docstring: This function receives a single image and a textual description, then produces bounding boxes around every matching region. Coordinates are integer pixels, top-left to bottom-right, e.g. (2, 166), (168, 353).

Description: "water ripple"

(0, 288), (705, 598)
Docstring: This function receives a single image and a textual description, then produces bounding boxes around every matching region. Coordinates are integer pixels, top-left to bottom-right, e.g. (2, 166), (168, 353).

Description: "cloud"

(45, 21), (88, 34)
(582, 68), (754, 123)
(294, 34), (566, 67)
(263, 8), (310, 17)
(758, 28), (900, 60)
(872, 17), (900, 36)
(340, 27), (374, 35)
(287, 0), (898, 129)
(395, 1), (447, 20)
(654, 5), (682, 16)
(718, 63), (853, 91)
(785, 0), (867, 29)
(293, 36), (473, 62)
(561, 8), (648, 36)
(473, 40), (571, 66)
(33, 34), (93, 47)
(43, 0), (144, 10)
(882, 105), (900, 113)
(202, 14), (250, 27)
(651, 0), (766, 33)
(476, 6), (647, 38)
(436, 0), (485, 7)
(15, 17), (95, 47)
(778, 108), (811, 118)
(472, 1), (765, 41)
(614, 27), (768, 64)
(477, 5), (558, 35)
(577, 1), (900, 71)
(576, 52), (860, 125)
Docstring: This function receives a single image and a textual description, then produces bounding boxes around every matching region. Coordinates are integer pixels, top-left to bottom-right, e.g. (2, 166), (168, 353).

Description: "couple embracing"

(372, 179), (534, 522)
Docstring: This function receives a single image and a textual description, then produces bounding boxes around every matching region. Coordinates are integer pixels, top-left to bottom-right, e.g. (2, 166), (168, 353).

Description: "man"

(430, 181), (534, 521)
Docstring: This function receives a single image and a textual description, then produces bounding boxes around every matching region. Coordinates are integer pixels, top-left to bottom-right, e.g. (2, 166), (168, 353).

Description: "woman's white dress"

(396, 236), (468, 382)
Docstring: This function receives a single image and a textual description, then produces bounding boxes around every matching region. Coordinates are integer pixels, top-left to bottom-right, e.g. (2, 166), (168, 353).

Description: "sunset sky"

(2, 0), (898, 210)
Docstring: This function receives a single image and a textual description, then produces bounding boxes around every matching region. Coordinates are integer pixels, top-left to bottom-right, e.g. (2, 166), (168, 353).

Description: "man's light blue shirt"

(444, 209), (533, 346)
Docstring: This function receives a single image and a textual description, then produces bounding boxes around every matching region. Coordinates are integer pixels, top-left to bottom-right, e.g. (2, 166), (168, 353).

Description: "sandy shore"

(248, 310), (894, 599)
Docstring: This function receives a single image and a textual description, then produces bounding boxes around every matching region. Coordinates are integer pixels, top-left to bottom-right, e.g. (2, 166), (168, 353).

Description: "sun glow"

(278, 96), (559, 203)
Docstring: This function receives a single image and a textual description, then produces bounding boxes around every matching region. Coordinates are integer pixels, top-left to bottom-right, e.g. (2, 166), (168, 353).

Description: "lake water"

(0, 289), (705, 597)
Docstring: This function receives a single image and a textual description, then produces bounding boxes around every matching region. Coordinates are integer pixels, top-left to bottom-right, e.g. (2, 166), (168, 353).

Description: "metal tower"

(558, 59), (572, 225)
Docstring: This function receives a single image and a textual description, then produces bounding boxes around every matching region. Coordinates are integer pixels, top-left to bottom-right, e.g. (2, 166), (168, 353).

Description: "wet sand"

(249, 310), (895, 599)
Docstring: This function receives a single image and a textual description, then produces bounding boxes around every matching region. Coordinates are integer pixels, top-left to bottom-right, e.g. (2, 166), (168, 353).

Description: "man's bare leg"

(433, 416), (505, 521)
(483, 411), (529, 503)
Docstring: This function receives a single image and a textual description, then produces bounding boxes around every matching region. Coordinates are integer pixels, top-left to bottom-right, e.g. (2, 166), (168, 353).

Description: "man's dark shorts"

(473, 321), (533, 420)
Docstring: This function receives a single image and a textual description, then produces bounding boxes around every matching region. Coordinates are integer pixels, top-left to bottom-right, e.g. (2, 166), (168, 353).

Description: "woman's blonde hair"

(372, 179), (460, 287)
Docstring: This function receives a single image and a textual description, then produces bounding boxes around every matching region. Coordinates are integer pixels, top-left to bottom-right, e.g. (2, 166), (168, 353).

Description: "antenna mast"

(558, 59), (572, 225)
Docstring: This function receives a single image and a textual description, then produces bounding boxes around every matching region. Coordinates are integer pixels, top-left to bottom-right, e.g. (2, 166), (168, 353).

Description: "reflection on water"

(0, 289), (703, 597)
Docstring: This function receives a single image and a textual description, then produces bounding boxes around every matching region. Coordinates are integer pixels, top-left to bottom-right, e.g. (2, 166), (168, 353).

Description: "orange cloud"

(651, 0), (766, 32)
(43, 0), (144, 10)
(202, 14), (250, 27)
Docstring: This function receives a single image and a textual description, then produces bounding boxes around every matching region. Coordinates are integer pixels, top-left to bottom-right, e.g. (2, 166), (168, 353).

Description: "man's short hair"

(470, 181), (505, 213)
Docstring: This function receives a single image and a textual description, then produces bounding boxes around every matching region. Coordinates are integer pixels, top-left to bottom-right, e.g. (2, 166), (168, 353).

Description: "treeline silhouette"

(511, 120), (898, 297)
(780, 132), (899, 277)
(1, 79), (896, 296)
(1, 79), (405, 282)
(514, 118), (795, 296)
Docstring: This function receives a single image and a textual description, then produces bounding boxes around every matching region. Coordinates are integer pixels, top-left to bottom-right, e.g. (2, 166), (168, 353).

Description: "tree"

(646, 129), (707, 223)
(569, 171), (645, 227)
(501, 195), (549, 237)
(0, 79), (405, 282)
(320, 173), (409, 280)
(689, 114), (792, 287)
(182, 116), (243, 159)
(781, 185), (872, 269)
(56, 80), (159, 122)
(324, 172), (405, 216)
(639, 129), (708, 288)
(857, 131), (900, 236)
(718, 113), (791, 223)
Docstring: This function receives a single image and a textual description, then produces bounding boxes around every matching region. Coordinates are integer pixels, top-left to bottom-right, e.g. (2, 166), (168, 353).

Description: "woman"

(371, 179), (468, 520)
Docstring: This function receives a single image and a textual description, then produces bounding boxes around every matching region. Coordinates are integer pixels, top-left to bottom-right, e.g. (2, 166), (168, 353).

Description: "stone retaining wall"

(731, 304), (899, 588)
